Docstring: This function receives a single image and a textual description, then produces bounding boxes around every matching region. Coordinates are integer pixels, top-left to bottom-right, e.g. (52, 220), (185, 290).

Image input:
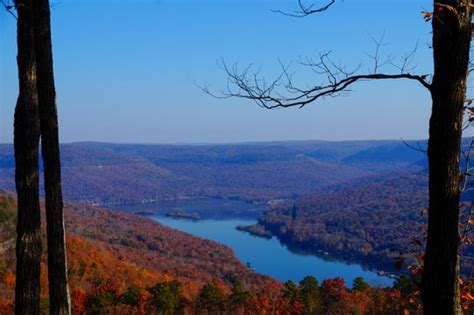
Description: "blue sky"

(1, 0), (437, 143)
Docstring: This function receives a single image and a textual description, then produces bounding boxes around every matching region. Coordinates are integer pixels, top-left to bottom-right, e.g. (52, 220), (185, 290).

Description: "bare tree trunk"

(421, 2), (472, 314)
(14, 1), (42, 314)
(33, 0), (71, 314)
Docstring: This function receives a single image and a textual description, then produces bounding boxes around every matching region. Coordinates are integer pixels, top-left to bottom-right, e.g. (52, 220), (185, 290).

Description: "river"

(150, 215), (392, 287)
(115, 199), (392, 286)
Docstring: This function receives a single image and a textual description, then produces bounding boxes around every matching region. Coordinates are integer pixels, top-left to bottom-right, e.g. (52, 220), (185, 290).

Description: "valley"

(1, 139), (473, 312)
(149, 214), (393, 287)
(0, 139), (428, 205)
(0, 193), (411, 313)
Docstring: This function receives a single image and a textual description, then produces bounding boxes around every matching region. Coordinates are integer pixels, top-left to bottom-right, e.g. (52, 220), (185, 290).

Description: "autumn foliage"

(0, 194), (472, 313)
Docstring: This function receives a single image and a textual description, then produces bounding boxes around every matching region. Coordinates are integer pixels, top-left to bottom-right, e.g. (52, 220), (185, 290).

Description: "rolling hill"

(0, 139), (429, 205)
(0, 193), (276, 313)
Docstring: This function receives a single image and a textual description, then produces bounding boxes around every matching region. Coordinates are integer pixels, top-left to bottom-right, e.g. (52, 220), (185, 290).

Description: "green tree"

(148, 280), (186, 314)
(299, 276), (322, 314)
(229, 281), (252, 309)
(393, 275), (417, 297)
(352, 277), (369, 292)
(121, 285), (141, 307)
(283, 280), (302, 304)
(197, 282), (227, 313)
(84, 289), (118, 315)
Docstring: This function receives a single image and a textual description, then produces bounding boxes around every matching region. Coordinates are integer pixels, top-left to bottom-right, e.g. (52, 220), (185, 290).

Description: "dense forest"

(0, 140), (429, 205)
(2, 194), (472, 313)
(3, 0), (474, 312)
(2, 140), (473, 279)
(1, 139), (473, 313)
(243, 172), (473, 276)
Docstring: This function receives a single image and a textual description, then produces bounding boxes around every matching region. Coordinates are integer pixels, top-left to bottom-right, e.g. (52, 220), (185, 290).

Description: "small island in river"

(236, 224), (273, 239)
(165, 209), (201, 220)
(133, 210), (156, 216)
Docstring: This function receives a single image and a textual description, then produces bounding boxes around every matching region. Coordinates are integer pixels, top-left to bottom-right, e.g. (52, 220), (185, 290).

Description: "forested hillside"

(0, 140), (428, 205)
(244, 172), (474, 276)
(1, 140), (473, 312)
(0, 193), (274, 312)
(3, 193), (470, 313)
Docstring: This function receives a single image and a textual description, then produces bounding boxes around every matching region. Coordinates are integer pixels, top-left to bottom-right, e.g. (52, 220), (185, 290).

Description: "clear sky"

(1, 0), (438, 143)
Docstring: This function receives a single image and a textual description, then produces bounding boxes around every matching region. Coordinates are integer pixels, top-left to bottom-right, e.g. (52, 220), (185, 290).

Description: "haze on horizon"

(0, 0), (444, 144)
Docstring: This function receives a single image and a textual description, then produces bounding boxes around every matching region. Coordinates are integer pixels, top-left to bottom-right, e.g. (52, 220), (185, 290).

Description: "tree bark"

(33, 0), (71, 314)
(14, 1), (42, 314)
(421, 1), (472, 314)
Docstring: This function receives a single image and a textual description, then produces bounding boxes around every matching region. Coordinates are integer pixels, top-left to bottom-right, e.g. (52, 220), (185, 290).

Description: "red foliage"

(322, 277), (346, 300)
(0, 193), (470, 313)
(71, 287), (86, 315)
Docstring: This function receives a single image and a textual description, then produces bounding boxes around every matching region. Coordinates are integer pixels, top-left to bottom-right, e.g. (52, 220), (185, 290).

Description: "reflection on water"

(114, 198), (264, 219)
(151, 215), (393, 287)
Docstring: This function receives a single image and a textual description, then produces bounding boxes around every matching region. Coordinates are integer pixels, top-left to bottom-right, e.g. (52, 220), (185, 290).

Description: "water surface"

(151, 215), (393, 287)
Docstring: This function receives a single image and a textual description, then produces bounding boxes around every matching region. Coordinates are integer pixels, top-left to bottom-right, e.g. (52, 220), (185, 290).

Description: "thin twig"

(272, 0), (336, 18)
(1, 0), (17, 20)
(401, 138), (428, 154)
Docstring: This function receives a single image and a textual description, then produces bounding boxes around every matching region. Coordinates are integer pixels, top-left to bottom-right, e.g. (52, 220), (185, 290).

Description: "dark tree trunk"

(14, 1), (42, 314)
(421, 1), (472, 314)
(33, 0), (71, 314)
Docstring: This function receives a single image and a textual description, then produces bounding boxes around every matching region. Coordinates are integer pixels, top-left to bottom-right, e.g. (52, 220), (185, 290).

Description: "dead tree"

(13, 1), (42, 314)
(33, 0), (71, 314)
(8, 0), (71, 313)
(203, 1), (472, 313)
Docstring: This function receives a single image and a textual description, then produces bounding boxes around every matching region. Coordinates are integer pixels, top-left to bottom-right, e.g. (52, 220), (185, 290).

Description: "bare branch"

(365, 32), (393, 74)
(401, 138), (428, 154)
(392, 41), (420, 74)
(201, 51), (431, 110)
(1, 0), (17, 20)
(460, 137), (474, 193)
(460, 202), (474, 244)
(272, 0), (336, 18)
(202, 30), (431, 110)
(459, 103), (474, 241)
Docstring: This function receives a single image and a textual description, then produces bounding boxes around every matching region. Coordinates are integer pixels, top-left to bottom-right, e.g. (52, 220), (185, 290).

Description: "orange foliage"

(0, 193), (471, 313)
(4, 271), (15, 290)
(71, 287), (86, 315)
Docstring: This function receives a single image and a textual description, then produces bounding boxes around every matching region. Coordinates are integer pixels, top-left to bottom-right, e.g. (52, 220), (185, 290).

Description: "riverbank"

(151, 215), (393, 286)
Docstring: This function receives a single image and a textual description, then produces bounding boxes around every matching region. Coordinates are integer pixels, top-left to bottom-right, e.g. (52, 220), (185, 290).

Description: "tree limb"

(1, 0), (17, 19)
(201, 55), (431, 110)
(272, 0), (336, 17)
